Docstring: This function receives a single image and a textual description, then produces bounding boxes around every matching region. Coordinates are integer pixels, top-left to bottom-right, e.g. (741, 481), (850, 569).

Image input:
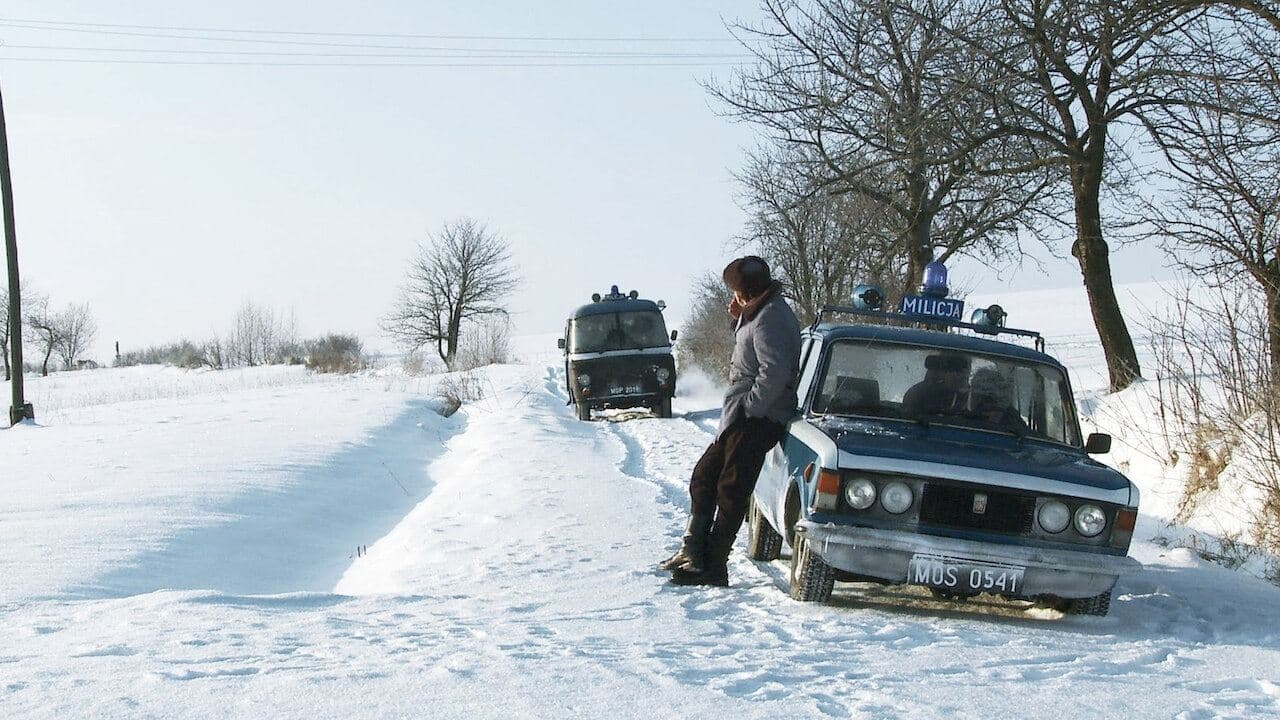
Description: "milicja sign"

(898, 294), (965, 322)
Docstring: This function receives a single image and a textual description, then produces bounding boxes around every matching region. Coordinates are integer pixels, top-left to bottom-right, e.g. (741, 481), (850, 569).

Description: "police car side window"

(795, 338), (822, 411)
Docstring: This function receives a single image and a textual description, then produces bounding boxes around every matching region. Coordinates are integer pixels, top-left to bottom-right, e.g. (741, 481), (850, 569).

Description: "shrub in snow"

(435, 371), (484, 417)
(1146, 280), (1280, 567)
(450, 316), (513, 372)
(304, 334), (365, 374)
(676, 272), (735, 382)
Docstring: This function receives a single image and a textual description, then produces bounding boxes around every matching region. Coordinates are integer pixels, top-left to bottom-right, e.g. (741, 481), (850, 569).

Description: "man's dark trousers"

(688, 416), (787, 536)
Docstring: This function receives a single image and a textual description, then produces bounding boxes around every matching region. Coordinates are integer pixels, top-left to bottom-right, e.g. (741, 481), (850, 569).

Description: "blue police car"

(746, 274), (1140, 616)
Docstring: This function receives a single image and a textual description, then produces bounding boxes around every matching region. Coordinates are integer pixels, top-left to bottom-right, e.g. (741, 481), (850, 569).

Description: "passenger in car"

(901, 353), (970, 418)
(966, 367), (1030, 435)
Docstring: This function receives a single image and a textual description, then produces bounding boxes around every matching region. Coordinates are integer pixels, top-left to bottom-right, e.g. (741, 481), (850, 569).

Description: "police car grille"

(919, 484), (1035, 535)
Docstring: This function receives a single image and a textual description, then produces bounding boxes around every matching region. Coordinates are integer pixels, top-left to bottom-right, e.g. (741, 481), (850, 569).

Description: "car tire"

(575, 401), (592, 421)
(1063, 589), (1112, 617)
(789, 531), (835, 602)
(745, 497), (782, 561)
(655, 396), (673, 419)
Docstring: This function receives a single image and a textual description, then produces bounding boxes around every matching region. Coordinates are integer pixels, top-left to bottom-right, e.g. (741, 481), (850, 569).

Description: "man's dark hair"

(722, 256), (772, 299)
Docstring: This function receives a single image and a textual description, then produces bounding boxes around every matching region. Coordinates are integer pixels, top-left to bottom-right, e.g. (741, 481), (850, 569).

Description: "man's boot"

(669, 516), (737, 587)
(658, 513), (713, 571)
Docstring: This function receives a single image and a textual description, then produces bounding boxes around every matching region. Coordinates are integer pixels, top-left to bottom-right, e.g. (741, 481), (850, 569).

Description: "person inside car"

(902, 352), (970, 418)
(966, 366), (1029, 435)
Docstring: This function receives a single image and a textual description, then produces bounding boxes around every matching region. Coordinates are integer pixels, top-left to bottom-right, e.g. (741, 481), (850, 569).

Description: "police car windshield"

(813, 340), (1082, 447)
(571, 311), (669, 353)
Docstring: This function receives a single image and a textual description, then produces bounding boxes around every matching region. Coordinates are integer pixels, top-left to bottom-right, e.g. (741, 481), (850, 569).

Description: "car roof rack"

(812, 304), (1046, 353)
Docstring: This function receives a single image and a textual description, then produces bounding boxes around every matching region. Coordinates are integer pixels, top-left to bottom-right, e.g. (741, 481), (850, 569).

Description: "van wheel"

(655, 397), (673, 419)
(575, 401), (592, 421)
(746, 497), (782, 561)
(789, 531), (835, 602)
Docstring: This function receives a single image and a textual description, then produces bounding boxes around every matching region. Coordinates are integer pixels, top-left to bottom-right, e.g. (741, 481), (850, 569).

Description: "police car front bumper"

(797, 520), (1141, 599)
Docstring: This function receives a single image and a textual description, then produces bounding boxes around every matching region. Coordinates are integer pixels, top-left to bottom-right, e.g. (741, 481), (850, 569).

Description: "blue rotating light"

(851, 284), (885, 311)
(920, 261), (949, 298)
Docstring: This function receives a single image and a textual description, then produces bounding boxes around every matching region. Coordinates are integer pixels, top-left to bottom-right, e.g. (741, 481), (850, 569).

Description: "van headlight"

(576, 373), (591, 386)
(880, 481), (914, 514)
(655, 367), (671, 383)
(1037, 500), (1071, 534)
(844, 477), (876, 510)
(1074, 505), (1107, 537)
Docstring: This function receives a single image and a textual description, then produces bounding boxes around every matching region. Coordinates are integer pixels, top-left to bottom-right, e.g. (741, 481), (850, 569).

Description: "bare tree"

(0, 281), (33, 380)
(54, 302), (97, 370)
(228, 301), (278, 367)
(24, 294), (60, 376)
(382, 218), (519, 367)
(738, 145), (908, 323)
(1141, 10), (1280, 378)
(713, 0), (1058, 297)
(946, 0), (1250, 390)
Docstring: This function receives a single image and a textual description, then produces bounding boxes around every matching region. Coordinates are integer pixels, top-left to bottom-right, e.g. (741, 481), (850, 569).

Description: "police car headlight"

(576, 373), (591, 386)
(655, 367), (671, 383)
(1037, 500), (1071, 534)
(880, 481), (913, 514)
(844, 477), (876, 510)
(1074, 505), (1107, 537)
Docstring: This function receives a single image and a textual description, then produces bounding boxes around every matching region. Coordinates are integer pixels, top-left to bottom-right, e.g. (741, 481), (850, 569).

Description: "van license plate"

(908, 554), (1024, 594)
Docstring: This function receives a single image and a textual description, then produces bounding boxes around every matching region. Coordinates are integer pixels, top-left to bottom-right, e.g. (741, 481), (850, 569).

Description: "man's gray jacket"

(718, 290), (802, 437)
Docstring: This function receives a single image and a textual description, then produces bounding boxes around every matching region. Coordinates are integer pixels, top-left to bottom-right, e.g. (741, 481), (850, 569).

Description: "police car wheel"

(1063, 589), (1112, 617)
(746, 497), (782, 561)
(789, 531), (835, 602)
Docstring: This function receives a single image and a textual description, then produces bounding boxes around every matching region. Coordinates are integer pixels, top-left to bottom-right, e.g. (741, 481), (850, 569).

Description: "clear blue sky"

(0, 1), (1173, 360)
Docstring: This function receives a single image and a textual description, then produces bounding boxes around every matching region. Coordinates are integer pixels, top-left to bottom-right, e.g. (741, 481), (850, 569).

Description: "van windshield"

(571, 311), (669, 353)
(812, 340), (1082, 446)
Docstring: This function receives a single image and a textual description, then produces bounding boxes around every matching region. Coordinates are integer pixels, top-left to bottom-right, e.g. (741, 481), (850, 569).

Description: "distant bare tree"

(1, 281), (34, 380)
(24, 294), (60, 376)
(676, 273), (737, 382)
(228, 301), (278, 367)
(738, 146), (908, 323)
(382, 218), (519, 367)
(54, 302), (97, 370)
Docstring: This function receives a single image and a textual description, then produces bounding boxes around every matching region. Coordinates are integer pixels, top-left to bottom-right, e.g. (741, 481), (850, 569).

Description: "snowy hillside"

(2, 284), (1280, 719)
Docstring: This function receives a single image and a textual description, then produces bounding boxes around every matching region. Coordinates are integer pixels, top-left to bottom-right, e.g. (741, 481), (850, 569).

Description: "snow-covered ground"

(3, 285), (1280, 719)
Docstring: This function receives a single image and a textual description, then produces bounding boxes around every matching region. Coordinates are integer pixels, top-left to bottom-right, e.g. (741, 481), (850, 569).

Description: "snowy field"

(3, 285), (1280, 719)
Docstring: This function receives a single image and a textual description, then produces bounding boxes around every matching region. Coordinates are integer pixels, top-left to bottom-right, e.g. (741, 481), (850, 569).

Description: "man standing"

(660, 256), (801, 587)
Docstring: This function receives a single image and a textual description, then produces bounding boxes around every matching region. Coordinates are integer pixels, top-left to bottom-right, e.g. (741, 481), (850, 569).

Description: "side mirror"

(670, 330), (678, 342)
(557, 338), (566, 350)
(1085, 433), (1111, 454)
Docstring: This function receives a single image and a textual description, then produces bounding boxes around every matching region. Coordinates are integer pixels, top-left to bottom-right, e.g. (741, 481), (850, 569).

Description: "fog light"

(1074, 505), (1107, 537)
(844, 477), (876, 510)
(881, 481), (913, 514)
(1037, 500), (1071, 534)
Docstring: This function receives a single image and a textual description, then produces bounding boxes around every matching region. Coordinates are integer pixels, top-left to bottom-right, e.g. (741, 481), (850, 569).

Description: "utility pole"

(1, 78), (33, 427)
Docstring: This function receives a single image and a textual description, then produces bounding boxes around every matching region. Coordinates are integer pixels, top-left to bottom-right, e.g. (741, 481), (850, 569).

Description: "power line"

(0, 56), (745, 68)
(0, 43), (752, 61)
(0, 16), (742, 44)
(0, 22), (748, 55)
